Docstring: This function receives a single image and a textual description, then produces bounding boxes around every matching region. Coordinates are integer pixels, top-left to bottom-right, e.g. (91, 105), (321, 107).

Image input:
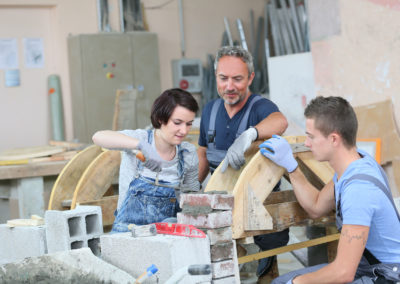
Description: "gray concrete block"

(45, 206), (103, 254)
(101, 233), (212, 283)
(0, 224), (47, 265)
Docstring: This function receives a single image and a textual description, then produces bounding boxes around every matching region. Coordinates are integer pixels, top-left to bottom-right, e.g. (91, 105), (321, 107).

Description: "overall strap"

(342, 174), (400, 222)
(207, 99), (223, 145)
(336, 172), (400, 265)
(236, 95), (263, 137)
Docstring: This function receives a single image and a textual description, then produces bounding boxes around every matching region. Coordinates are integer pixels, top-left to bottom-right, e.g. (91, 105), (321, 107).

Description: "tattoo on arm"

(342, 228), (367, 245)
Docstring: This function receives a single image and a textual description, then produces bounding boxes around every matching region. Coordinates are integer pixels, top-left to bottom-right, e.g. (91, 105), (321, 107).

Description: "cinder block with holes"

(45, 206), (103, 255)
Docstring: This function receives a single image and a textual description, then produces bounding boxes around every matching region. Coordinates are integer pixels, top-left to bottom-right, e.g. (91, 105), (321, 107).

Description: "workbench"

(0, 160), (68, 221)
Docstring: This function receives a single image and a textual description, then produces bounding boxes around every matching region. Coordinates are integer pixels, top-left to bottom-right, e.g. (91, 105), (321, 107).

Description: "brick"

(210, 242), (234, 262)
(0, 225), (47, 265)
(212, 276), (236, 283)
(180, 194), (234, 210)
(177, 211), (232, 229)
(45, 206), (103, 255)
(100, 233), (211, 283)
(204, 227), (232, 245)
(211, 259), (235, 279)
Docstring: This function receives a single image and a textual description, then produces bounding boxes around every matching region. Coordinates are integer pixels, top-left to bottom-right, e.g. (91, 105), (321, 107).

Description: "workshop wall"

(311, 0), (400, 128)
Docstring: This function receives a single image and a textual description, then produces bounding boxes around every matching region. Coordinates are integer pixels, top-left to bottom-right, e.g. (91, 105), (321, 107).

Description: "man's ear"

(330, 132), (341, 147)
(248, 72), (255, 87)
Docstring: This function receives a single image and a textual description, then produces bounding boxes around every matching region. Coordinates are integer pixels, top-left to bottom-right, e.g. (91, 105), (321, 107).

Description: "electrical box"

(67, 32), (161, 143)
(172, 58), (203, 93)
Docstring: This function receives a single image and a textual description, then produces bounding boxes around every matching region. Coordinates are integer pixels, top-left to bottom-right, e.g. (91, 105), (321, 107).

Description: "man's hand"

(221, 127), (258, 172)
(137, 140), (162, 172)
(259, 135), (298, 173)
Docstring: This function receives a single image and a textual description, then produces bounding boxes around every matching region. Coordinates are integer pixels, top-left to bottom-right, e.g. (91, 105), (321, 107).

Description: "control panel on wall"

(172, 58), (203, 93)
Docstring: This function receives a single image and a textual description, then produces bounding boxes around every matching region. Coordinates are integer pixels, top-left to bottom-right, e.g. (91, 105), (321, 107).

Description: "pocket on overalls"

(141, 195), (177, 224)
(114, 186), (147, 226)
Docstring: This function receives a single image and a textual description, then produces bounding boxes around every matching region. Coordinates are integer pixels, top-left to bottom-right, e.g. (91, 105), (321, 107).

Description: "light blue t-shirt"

(333, 149), (400, 263)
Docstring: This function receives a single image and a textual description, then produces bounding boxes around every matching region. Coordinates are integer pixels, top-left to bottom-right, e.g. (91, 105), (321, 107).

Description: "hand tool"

(132, 149), (146, 162)
(134, 264), (158, 284)
(130, 222), (206, 238)
(165, 264), (211, 284)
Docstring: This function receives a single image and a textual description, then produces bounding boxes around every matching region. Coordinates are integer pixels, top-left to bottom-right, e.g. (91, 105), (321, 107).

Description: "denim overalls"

(112, 130), (185, 233)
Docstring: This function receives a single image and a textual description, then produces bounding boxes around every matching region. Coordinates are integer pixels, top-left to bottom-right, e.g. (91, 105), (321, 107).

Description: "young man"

(198, 46), (289, 278)
(260, 96), (400, 283)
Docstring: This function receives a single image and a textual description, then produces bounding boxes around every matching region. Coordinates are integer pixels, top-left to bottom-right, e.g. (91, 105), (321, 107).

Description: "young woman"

(92, 88), (200, 232)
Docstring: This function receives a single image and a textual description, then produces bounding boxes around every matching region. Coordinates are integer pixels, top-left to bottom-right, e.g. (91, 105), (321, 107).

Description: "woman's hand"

(137, 140), (163, 172)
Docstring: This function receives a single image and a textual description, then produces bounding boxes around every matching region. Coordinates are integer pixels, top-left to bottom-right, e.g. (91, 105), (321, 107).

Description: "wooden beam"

(48, 145), (102, 210)
(70, 150), (121, 209)
(238, 233), (340, 264)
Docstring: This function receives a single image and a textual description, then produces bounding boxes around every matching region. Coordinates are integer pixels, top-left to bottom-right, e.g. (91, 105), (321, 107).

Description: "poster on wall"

(23, 38), (44, 68)
(0, 38), (18, 69)
(268, 52), (317, 135)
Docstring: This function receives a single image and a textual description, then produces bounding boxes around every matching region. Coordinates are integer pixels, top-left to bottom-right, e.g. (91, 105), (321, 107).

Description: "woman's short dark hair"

(151, 88), (199, 128)
(304, 96), (358, 148)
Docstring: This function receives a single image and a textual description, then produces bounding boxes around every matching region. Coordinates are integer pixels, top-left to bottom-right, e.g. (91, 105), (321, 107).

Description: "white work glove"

(221, 127), (258, 172)
(259, 135), (298, 173)
(137, 140), (162, 172)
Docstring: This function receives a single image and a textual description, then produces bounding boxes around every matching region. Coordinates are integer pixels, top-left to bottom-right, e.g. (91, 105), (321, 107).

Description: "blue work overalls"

(112, 130), (185, 233)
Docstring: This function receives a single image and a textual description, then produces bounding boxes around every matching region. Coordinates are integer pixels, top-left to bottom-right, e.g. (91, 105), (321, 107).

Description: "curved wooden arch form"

(204, 136), (334, 239)
(48, 145), (102, 210)
(70, 150), (121, 209)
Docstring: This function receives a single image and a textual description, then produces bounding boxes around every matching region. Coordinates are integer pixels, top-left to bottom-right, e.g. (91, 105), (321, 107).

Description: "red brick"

(211, 259), (235, 279)
(180, 193), (234, 210)
(204, 227), (232, 245)
(177, 211), (232, 229)
(210, 241), (234, 261)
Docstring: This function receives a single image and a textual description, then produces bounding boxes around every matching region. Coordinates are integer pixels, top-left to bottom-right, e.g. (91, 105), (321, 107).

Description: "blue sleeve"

(341, 180), (378, 227)
(248, 97), (280, 126)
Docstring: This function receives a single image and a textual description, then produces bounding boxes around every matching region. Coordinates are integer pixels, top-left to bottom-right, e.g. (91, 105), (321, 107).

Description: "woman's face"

(159, 105), (195, 145)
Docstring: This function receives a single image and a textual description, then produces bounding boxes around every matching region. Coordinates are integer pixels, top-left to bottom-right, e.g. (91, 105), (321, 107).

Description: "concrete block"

(101, 233), (211, 283)
(212, 276), (236, 283)
(177, 211), (232, 229)
(45, 206), (103, 254)
(0, 224), (47, 265)
(180, 194), (234, 210)
(211, 260), (235, 279)
(210, 242), (234, 262)
(204, 227), (232, 245)
(0, 248), (135, 283)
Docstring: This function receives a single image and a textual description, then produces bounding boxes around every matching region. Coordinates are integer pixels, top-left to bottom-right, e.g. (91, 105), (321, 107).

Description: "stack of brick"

(178, 193), (237, 283)
(45, 206), (103, 256)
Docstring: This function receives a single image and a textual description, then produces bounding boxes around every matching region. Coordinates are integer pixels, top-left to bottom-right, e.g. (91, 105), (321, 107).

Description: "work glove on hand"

(221, 127), (258, 172)
(137, 140), (162, 172)
(259, 134), (298, 173)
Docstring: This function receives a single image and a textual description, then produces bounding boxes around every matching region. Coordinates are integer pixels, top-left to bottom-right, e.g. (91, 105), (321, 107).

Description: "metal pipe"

(178, 0), (185, 57)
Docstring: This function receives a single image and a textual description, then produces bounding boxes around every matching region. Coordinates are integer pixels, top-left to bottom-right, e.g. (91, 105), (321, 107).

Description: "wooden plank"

(244, 184), (273, 230)
(238, 233), (341, 264)
(232, 151), (285, 239)
(70, 150), (121, 209)
(264, 190), (297, 205)
(354, 99), (400, 164)
(0, 145), (66, 161)
(48, 145), (102, 210)
(204, 142), (261, 193)
(78, 195), (118, 226)
(112, 89), (138, 131)
(296, 151), (334, 185)
(0, 160), (68, 180)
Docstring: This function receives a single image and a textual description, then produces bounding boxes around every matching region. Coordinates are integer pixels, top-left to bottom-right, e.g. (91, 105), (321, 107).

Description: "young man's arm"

(293, 224), (369, 284)
(288, 168), (335, 218)
(198, 146), (209, 183)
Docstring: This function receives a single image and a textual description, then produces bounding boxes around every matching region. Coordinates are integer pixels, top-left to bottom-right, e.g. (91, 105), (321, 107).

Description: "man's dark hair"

(304, 96), (358, 148)
(151, 88), (199, 128)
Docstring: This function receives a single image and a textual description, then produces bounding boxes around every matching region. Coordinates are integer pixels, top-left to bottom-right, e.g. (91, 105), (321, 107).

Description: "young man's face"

(215, 56), (255, 106)
(305, 118), (333, 162)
